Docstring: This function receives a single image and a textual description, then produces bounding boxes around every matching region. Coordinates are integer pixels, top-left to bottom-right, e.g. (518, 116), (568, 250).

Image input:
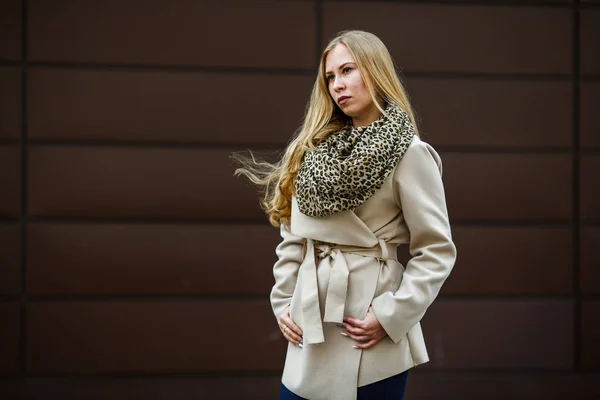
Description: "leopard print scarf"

(295, 103), (415, 217)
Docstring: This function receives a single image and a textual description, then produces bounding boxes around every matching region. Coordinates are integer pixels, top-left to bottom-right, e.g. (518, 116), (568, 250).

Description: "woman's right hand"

(279, 307), (304, 347)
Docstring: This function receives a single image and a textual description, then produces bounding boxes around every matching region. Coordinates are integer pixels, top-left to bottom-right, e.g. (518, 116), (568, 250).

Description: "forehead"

(324, 44), (355, 72)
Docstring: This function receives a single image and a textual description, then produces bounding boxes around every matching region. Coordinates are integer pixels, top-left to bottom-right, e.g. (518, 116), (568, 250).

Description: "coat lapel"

(290, 196), (378, 247)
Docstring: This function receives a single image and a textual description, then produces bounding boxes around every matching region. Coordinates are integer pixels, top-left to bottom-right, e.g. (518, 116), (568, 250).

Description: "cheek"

(328, 83), (335, 98)
(349, 75), (367, 96)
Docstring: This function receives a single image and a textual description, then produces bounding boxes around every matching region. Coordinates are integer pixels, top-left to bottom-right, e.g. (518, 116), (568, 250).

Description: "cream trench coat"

(270, 136), (457, 400)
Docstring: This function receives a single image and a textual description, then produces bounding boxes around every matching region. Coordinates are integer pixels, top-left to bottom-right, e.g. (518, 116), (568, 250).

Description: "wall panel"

(28, 0), (317, 68)
(28, 147), (265, 220)
(421, 300), (573, 369)
(0, 302), (20, 375)
(27, 300), (285, 373)
(323, 3), (571, 74)
(0, 377), (282, 400)
(0, 67), (21, 140)
(27, 223), (280, 295)
(581, 301), (600, 370)
(0, 145), (21, 218)
(443, 153), (572, 221)
(581, 227), (600, 294)
(446, 227), (572, 294)
(581, 8), (600, 75)
(28, 68), (312, 144)
(1, 373), (600, 400)
(580, 81), (600, 149)
(580, 156), (600, 220)
(409, 79), (572, 149)
(0, 223), (20, 296)
(0, 0), (21, 61)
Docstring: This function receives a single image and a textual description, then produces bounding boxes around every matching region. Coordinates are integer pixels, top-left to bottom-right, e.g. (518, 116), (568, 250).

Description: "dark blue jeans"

(278, 370), (409, 400)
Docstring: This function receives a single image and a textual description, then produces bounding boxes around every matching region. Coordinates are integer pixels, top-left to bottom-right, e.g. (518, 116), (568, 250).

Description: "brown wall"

(1, 0), (599, 398)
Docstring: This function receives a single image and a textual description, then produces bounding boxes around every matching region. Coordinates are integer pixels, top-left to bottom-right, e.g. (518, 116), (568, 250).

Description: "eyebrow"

(325, 62), (356, 76)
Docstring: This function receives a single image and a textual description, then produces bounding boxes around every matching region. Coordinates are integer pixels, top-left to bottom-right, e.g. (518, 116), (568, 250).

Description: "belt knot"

(316, 242), (337, 259)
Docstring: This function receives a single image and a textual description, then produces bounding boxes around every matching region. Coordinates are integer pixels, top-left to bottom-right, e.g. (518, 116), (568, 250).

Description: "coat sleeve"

(371, 139), (457, 344)
(269, 223), (306, 321)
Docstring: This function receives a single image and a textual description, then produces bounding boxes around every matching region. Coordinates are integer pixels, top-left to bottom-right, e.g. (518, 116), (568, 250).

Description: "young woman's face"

(324, 44), (380, 127)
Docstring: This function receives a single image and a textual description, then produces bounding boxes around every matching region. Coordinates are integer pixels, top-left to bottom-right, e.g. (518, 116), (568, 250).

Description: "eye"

(326, 75), (334, 82)
(342, 66), (352, 74)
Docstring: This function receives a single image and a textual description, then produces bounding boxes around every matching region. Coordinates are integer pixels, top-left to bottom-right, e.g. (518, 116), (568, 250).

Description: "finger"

(342, 322), (366, 336)
(280, 313), (304, 337)
(281, 323), (302, 343)
(284, 325), (303, 344)
(353, 338), (378, 349)
(343, 317), (364, 328)
(287, 320), (303, 337)
(342, 331), (370, 342)
(282, 327), (302, 346)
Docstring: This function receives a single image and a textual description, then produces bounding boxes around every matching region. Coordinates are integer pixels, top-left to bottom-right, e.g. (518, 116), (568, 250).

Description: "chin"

(340, 107), (358, 118)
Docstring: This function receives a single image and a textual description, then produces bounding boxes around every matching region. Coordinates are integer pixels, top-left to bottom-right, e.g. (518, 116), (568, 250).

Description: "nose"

(333, 76), (345, 92)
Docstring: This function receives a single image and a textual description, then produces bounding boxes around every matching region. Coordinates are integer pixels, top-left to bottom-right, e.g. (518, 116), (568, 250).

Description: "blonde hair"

(233, 30), (418, 227)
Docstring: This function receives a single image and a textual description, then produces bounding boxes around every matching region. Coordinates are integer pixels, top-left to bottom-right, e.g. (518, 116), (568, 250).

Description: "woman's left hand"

(342, 306), (387, 349)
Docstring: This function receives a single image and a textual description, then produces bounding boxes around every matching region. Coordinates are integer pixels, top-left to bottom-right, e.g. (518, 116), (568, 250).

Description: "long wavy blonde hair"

(233, 30), (418, 227)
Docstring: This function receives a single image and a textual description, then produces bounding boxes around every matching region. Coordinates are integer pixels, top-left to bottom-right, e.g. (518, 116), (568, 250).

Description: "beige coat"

(270, 136), (457, 400)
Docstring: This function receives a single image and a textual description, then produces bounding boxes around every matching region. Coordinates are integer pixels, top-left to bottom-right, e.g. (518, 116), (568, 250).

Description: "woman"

(235, 30), (456, 400)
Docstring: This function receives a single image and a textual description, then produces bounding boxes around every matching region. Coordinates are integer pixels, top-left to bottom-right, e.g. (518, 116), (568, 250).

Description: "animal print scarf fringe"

(295, 103), (415, 218)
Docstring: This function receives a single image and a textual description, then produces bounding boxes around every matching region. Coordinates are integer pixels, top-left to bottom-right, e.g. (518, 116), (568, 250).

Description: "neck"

(352, 104), (382, 128)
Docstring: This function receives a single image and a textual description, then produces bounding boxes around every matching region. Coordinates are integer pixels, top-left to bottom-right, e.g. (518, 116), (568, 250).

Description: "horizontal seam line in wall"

(3, 295), (599, 305)
(7, 294), (591, 302)
(20, 141), (587, 154)
(2, 369), (597, 381)
(390, 368), (600, 376)
(581, 220), (600, 226)
(581, 148), (600, 154)
(404, 368), (600, 375)
(0, 60), (574, 80)
(0, 372), (285, 380)
(582, 295), (600, 302)
(19, 218), (574, 226)
(3, 61), (316, 76)
(437, 294), (579, 300)
(9, 143), (600, 155)
(449, 220), (572, 227)
(26, 140), (287, 150)
(23, 294), (270, 301)
(0, 365), (600, 385)
(23, 218), (274, 225)
(433, 147), (575, 154)
(19, 142), (600, 153)
(323, 0), (574, 8)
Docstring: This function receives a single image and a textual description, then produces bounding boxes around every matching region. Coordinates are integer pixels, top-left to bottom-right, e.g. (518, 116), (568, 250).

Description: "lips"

(338, 96), (350, 105)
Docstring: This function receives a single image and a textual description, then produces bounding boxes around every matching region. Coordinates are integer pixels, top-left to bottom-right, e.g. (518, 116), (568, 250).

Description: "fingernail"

(340, 332), (348, 337)
(352, 345), (359, 349)
(336, 323), (343, 327)
(298, 343), (304, 348)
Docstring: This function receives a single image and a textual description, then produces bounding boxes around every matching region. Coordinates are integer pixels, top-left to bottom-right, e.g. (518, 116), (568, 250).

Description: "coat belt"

(300, 239), (398, 345)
